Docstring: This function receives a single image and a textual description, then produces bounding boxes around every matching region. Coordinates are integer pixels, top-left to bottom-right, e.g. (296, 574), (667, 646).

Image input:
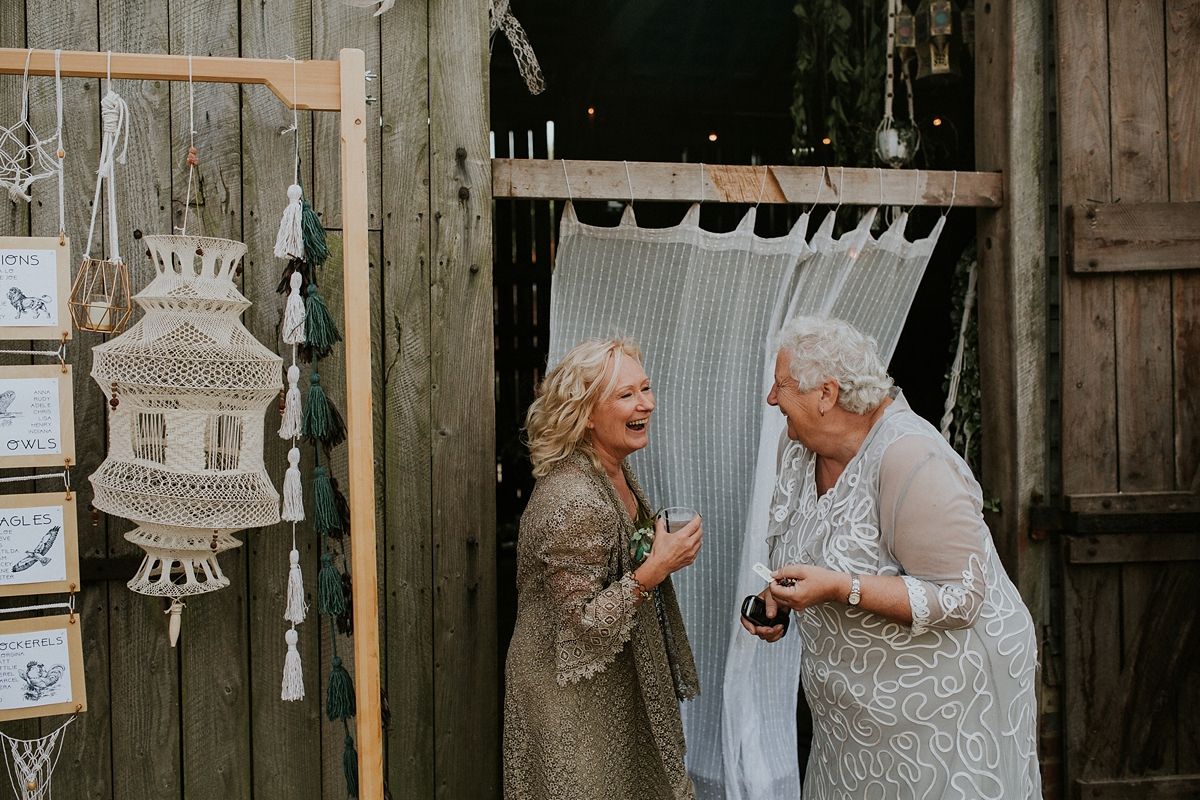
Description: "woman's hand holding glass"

(634, 514), (702, 591)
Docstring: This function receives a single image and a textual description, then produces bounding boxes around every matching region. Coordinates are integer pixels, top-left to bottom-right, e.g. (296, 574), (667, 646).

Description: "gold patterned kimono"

(504, 450), (700, 800)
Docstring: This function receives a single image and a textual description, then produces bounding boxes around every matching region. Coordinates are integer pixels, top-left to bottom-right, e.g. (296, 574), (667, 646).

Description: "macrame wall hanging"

(68, 54), (133, 334)
(88, 67), (282, 645)
(0, 51), (63, 205)
(876, 0), (920, 168)
(1, 715), (74, 800)
(270, 58), (359, 797)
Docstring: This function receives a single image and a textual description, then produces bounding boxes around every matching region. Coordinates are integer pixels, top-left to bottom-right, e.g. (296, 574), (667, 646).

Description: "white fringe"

(282, 447), (304, 522)
(281, 627), (305, 701)
(284, 545), (307, 623)
(282, 271), (307, 345)
(274, 184), (305, 260)
(278, 364), (302, 439)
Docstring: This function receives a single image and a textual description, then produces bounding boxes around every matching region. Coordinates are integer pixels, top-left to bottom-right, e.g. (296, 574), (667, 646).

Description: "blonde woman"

(504, 338), (703, 800)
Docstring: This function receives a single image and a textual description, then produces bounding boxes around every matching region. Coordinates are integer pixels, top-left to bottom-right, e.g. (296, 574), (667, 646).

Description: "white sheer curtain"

(549, 201), (944, 800)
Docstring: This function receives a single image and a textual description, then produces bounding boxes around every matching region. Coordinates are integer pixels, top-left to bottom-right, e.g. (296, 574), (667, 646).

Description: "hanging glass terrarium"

(88, 234), (281, 637)
(914, 0), (963, 82)
(68, 256), (132, 333)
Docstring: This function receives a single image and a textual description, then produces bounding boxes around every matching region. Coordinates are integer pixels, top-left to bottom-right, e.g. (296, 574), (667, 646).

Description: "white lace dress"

(767, 392), (1040, 800)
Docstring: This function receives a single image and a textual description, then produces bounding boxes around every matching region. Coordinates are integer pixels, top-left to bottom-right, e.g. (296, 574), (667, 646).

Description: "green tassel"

(302, 373), (346, 448)
(342, 734), (359, 798)
(326, 655), (357, 721)
(313, 466), (339, 536)
(319, 552), (346, 616)
(304, 284), (342, 360)
(328, 477), (351, 540)
(301, 198), (328, 267)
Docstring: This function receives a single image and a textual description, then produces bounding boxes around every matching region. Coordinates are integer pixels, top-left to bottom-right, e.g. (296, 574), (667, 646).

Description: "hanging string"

(623, 160), (634, 208)
(699, 163), (705, 204)
(754, 165), (769, 209)
(943, 170), (958, 217)
(0, 600), (72, 615)
(561, 158), (573, 202)
(834, 166), (845, 217)
(807, 166), (826, 214)
(909, 168), (920, 212)
(54, 50), (64, 242)
(83, 54), (129, 262)
(877, 167), (884, 207)
(179, 56), (199, 236)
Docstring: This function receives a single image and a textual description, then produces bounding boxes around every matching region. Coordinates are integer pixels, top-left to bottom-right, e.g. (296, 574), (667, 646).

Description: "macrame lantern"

(89, 234), (282, 642)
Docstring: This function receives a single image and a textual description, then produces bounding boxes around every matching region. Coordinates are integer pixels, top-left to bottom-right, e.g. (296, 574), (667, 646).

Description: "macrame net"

(0, 51), (63, 204)
(89, 235), (282, 598)
(549, 201), (943, 799)
(0, 716), (72, 800)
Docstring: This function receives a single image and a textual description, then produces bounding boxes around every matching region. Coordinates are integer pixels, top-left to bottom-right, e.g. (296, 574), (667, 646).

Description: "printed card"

(0, 494), (79, 597)
(0, 614), (86, 721)
(0, 236), (71, 342)
(0, 364), (74, 468)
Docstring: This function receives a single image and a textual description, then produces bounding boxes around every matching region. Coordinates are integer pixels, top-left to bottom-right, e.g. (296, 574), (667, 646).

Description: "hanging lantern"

(68, 256), (132, 333)
(88, 235), (281, 630)
(896, 3), (917, 50)
(914, 0), (962, 82)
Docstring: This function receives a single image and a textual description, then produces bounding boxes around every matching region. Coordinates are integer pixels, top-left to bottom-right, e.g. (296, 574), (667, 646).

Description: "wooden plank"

(1078, 774), (1200, 799)
(0, 47), (341, 111)
(1065, 202), (1200, 273)
(96, 4), (177, 797)
(428, 0), (498, 796)
(1067, 491), (1200, 514)
(379, 1), (435, 795)
(491, 159), (1004, 207)
(1056, 0), (1118, 500)
(1068, 533), (1200, 564)
(1109, 0), (1174, 495)
(169, 1), (252, 797)
(237, 1), (323, 797)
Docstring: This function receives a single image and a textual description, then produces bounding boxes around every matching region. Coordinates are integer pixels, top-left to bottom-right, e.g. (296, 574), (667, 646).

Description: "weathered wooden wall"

(1056, 0), (1200, 796)
(0, 1), (496, 798)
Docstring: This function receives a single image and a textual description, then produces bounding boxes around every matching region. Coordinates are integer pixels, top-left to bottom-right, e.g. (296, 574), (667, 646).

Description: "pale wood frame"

(0, 47), (381, 798)
(0, 613), (86, 721)
(0, 235), (71, 341)
(0, 492), (79, 598)
(0, 364), (74, 469)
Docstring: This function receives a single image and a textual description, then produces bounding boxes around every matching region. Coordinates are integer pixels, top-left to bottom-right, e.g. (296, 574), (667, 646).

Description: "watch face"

(848, 592), (861, 605)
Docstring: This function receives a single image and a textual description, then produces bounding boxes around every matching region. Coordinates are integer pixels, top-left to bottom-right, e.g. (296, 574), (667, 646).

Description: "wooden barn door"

(1056, 1), (1200, 797)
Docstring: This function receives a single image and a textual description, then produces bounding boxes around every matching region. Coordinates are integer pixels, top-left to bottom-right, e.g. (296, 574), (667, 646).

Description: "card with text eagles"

(0, 493), (79, 598)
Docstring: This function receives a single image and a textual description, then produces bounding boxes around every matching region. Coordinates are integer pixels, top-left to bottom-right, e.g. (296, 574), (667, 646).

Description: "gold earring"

(819, 407), (825, 417)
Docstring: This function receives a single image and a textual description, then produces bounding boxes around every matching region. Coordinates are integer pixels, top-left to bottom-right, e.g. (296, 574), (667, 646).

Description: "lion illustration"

(7, 287), (52, 320)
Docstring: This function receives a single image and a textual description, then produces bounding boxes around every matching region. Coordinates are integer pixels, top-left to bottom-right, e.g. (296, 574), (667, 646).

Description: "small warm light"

(587, 107), (595, 116)
(708, 132), (718, 142)
(933, 117), (943, 126)
(822, 137), (831, 145)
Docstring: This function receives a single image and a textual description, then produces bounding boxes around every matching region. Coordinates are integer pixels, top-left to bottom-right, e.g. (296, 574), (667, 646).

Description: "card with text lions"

(0, 614), (86, 721)
(0, 494), (79, 598)
(0, 364), (75, 469)
(0, 237), (72, 342)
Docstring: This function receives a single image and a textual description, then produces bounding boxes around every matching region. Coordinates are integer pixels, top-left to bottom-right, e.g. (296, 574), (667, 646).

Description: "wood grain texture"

(1066, 532), (1200, 564)
(169, 1), (253, 797)
(1077, 774), (1200, 798)
(379, 1), (435, 796)
(492, 159), (1003, 207)
(1065, 202), (1200, 272)
(428, 0), (498, 796)
(1056, 0), (1118, 497)
(1109, 0), (1174, 495)
(238, 2), (325, 798)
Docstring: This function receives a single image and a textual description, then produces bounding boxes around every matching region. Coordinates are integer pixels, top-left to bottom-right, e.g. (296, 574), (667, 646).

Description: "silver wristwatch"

(847, 575), (862, 606)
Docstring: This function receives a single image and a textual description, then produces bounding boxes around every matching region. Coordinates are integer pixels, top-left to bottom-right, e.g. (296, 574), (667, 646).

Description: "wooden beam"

(1065, 201), (1200, 273)
(339, 48), (384, 800)
(1067, 533), (1200, 564)
(491, 159), (1004, 207)
(1067, 490), (1200, 514)
(1076, 775), (1200, 799)
(0, 47), (341, 110)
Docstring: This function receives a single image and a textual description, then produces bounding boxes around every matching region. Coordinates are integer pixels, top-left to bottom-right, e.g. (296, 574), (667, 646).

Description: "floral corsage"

(630, 507), (660, 565)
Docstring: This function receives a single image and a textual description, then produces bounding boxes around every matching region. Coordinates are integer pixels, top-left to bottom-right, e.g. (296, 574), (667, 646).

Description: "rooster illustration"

(18, 661), (65, 701)
(11, 526), (59, 573)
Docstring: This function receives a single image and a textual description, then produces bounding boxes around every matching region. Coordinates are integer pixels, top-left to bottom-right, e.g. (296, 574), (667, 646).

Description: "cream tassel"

(281, 627), (305, 701)
(279, 364), (302, 439)
(282, 447), (304, 522)
(274, 184), (305, 260)
(282, 271), (307, 345)
(284, 545), (307, 623)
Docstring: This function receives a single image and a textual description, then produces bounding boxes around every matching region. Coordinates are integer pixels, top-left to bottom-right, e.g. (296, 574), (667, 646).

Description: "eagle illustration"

(18, 661), (65, 701)
(11, 525), (59, 573)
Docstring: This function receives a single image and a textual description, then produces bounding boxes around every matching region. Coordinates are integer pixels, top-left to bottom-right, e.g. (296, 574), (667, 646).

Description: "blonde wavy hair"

(525, 337), (644, 478)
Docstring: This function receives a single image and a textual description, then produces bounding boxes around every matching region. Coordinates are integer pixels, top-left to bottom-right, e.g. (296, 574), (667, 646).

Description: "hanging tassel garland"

(285, 547), (307, 624)
(342, 734), (360, 798)
(274, 184), (305, 260)
(313, 465), (339, 535)
(279, 365), (302, 439)
(326, 655), (357, 721)
(302, 373), (348, 449)
(281, 628), (305, 701)
(303, 284), (342, 360)
(282, 447), (305, 522)
(300, 197), (329, 267)
(318, 552), (346, 616)
(282, 271), (307, 344)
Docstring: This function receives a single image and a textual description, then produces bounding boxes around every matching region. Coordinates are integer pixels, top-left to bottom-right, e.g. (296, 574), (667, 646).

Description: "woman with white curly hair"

(504, 337), (703, 800)
(743, 315), (1041, 800)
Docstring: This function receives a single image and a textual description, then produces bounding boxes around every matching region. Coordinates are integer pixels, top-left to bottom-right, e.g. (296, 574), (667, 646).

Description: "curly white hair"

(774, 316), (893, 414)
